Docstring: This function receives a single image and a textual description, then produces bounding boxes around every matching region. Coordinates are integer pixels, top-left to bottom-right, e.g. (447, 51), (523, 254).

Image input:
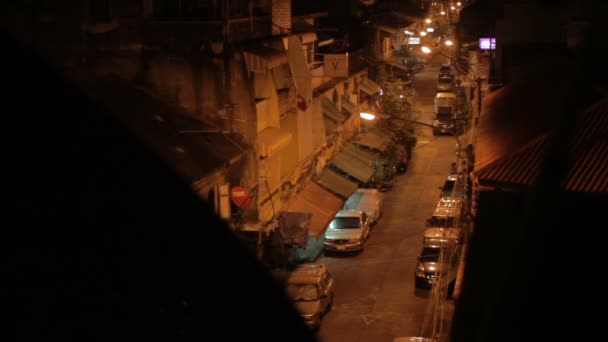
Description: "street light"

(420, 31), (427, 37)
(445, 40), (454, 46)
(360, 111), (435, 129)
(360, 112), (377, 121)
(425, 18), (432, 24)
(420, 46), (470, 76)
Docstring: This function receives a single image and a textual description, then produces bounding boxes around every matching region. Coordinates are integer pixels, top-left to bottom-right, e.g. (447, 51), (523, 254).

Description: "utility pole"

(475, 77), (483, 125)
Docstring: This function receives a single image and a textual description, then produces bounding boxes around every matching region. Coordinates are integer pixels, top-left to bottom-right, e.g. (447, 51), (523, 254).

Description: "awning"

(385, 60), (411, 72)
(287, 181), (345, 238)
(342, 143), (379, 168)
(341, 96), (358, 114)
(330, 150), (375, 183)
(324, 116), (338, 134)
(299, 32), (317, 44)
(359, 79), (381, 95)
(315, 168), (358, 199)
(352, 131), (392, 152)
(321, 96), (346, 122)
(242, 45), (288, 73)
(317, 31), (335, 47)
(259, 126), (292, 158)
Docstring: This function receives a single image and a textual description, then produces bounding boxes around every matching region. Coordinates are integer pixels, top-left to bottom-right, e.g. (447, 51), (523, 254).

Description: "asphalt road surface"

(317, 54), (458, 342)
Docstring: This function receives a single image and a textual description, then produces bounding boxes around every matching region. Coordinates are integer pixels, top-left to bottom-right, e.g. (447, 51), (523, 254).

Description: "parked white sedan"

(342, 189), (384, 225)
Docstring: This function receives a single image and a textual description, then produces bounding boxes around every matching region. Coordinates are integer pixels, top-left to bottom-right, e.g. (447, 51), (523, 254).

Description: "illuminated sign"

(479, 37), (496, 50)
(408, 37), (421, 45)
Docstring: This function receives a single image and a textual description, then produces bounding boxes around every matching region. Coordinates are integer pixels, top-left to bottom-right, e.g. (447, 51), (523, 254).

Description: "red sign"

(230, 186), (253, 209)
(296, 94), (308, 111)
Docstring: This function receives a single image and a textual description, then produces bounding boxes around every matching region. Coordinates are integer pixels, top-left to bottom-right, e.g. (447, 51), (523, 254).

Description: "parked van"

(285, 263), (335, 330)
(343, 189), (384, 225)
(434, 92), (457, 115)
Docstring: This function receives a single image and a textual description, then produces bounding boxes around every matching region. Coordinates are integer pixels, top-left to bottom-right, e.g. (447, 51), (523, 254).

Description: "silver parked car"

(323, 209), (371, 253)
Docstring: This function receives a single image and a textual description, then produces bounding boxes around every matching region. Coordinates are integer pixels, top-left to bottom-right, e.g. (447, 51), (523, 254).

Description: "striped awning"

(315, 169), (358, 199)
(322, 96), (347, 122)
(287, 181), (345, 238)
(352, 131), (392, 152)
(342, 96), (359, 114)
(342, 143), (379, 168)
(330, 149), (375, 184)
(359, 79), (381, 95)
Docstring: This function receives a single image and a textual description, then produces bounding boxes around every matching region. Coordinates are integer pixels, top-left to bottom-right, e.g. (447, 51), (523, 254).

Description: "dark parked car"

(439, 173), (464, 198)
(432, 113), (455, 135)
(415, 240), (459, 291)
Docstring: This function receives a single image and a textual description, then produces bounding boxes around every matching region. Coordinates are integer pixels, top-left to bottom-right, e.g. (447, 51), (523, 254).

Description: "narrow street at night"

(318, 54), (458, 342)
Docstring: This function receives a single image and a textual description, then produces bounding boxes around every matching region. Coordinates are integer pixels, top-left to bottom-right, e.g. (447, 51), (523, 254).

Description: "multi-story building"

(1, 0), (390, 266)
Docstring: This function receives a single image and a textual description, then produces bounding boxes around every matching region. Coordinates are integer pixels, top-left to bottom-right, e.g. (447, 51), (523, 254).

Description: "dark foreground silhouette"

(3, 31), (317, 342)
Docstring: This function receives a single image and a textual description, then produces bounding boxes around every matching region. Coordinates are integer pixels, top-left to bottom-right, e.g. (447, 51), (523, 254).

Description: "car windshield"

(442, 180), (455, 191)
(286, 284), (319, 301)
(436, 113), (452, 121)
(330, 217), (361, 229)
(419, 247), (440, 261)
(427, 217), (456, 227)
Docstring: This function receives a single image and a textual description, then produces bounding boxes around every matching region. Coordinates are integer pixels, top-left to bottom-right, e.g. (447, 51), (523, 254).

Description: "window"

(152, 0), (222, 19)
(89, 0), (112, 24)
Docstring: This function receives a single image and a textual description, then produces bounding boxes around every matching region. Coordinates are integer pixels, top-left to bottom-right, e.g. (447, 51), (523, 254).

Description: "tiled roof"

(473, 99), (608, 192)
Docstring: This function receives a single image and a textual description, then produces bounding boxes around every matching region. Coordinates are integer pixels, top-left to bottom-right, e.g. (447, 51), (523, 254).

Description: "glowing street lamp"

(427, 27), (434, 33)
(425, 18), (432, 24)
(451, 6), (456, 10)
(445, 40), (454, 46)
(360, 112), (376, 121)
(421, 46), (432, 54)
(457, 2), (462, 6)
(440, 11), (446, 15)
(420, 31), (427, 37)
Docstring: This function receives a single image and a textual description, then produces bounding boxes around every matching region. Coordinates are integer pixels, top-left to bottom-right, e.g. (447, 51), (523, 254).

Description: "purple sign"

(479, 37), (496, 50)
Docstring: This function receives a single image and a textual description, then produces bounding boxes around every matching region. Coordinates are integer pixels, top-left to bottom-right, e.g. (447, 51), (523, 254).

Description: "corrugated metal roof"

(473, 99), (608, 192)
(81, 76), (244, 183)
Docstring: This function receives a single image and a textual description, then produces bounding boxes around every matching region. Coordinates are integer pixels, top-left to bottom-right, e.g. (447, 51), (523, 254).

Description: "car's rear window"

(330, 217), (361, 229)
